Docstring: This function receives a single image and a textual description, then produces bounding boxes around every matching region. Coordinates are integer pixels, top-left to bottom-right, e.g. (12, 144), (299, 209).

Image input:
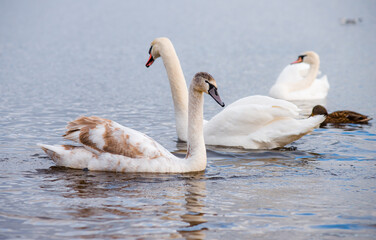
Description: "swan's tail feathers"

(37, 143), (92, 169)
(273, 115), (325, 148)
(307, 114), (326, 129)
(38, 143), (65, 162)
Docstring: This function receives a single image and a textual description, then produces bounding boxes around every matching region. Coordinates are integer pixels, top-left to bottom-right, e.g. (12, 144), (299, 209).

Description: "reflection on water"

(33, 168), (209, 239)
(290, 99), (327, 117)
(178, 177), (207, 240)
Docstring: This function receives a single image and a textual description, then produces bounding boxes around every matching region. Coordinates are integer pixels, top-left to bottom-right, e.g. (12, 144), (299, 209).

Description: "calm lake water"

(1, 0), (376, 239)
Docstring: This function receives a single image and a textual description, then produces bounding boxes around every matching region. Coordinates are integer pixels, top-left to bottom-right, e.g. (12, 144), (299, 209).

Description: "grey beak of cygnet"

(208, 86), (225, 107)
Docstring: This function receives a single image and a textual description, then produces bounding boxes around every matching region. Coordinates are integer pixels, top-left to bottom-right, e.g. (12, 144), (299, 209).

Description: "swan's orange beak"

(146, 54), (154, 68)
(291, 56), (303, 64)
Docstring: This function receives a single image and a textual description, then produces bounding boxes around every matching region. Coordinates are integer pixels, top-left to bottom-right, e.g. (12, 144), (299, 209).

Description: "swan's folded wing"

(204, 96), (300, 136)
(275, 63), (310, 85)
(63, 116), (169, 159)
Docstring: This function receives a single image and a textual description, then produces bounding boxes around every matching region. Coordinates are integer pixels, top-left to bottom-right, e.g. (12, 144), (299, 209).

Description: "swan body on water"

(39, 72), (224, 173)
(146, 38), (325, 149)
(269, 51), (329, 100)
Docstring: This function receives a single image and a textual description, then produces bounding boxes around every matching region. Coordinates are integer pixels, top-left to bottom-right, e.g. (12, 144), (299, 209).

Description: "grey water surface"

(1, 0), (376, 239)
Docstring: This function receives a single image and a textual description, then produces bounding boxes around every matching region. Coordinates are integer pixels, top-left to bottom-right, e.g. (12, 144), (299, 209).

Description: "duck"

(145, 37), (325, 149)
(310, 105), (372, 127)
(340, 17), (362, 25)
(269, 51), (329, 100)
(38, 72), (225, 173)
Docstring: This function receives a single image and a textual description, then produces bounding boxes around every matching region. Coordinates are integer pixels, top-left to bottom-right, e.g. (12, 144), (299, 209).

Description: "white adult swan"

(269, 51), (330, 100)
(38, 72), (225, 173)
(145, 37), (325, 149)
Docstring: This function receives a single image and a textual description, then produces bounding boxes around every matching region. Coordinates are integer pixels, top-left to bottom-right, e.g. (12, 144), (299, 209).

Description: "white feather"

(269, 52), (330, 100)
(148, 38), (325, 149)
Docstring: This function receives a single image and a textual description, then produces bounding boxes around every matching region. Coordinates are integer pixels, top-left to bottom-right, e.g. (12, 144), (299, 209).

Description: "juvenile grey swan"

(38, 72), (224, 173)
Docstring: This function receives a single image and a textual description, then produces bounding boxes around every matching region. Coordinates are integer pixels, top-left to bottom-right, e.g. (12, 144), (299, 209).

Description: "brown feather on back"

(63, 116), (162, 159)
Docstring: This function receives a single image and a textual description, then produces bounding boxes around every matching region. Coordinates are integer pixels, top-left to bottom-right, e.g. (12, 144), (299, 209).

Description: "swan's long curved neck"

(293, 61), (320, 91)
(160, 43), (189, 141)
(185, 86), (206, 171)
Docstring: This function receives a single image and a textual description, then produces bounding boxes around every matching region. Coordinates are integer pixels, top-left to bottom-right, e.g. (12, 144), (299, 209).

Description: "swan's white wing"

(63, 116), (171, 159)
(229, 95), (300, 113)
(204, 95), (299, 138)
(246, 115), (325, 149)
(270, 63), (329, 100)
(203, 95), (324, 149)
(281, 75), (330, 100)
(275, 63), (310, 85)
(269, 64), (310, 99)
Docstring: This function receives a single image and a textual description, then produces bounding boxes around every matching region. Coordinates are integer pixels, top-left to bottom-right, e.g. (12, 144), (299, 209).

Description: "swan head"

(310, 105), (328, 117)
(145, 37), (172, 67)
(192, 72), (225, 107)
(291, 51), (320, 65)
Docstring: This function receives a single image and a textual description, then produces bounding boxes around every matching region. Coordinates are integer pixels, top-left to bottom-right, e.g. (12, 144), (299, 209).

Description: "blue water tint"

(246, 214), (287, 218)
(341, 130), (376, 136)
(365, 138), (376, 141)
(280, 226), (298, 230)
(295, 213), (316, 216)
(338, 215), (376, 221)
(178, 224), (208, 232)
(311, 224), (366, 230)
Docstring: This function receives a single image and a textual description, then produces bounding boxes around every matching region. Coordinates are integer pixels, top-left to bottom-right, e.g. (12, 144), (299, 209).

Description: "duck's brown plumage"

(311, 105), (372, 127)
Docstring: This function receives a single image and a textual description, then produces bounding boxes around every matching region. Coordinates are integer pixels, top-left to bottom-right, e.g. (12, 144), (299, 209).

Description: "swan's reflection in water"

(177, 174), (207, 240)
(38, 168), (208, 239)
(36, 141), (323, 240)
(290, 99), (327, 117)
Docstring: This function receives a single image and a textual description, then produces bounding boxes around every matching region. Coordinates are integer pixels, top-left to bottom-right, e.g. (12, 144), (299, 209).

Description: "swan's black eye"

(205, 80), (217, 92)
(148, 46), (153, 54)
(299, 54), (307, 60)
